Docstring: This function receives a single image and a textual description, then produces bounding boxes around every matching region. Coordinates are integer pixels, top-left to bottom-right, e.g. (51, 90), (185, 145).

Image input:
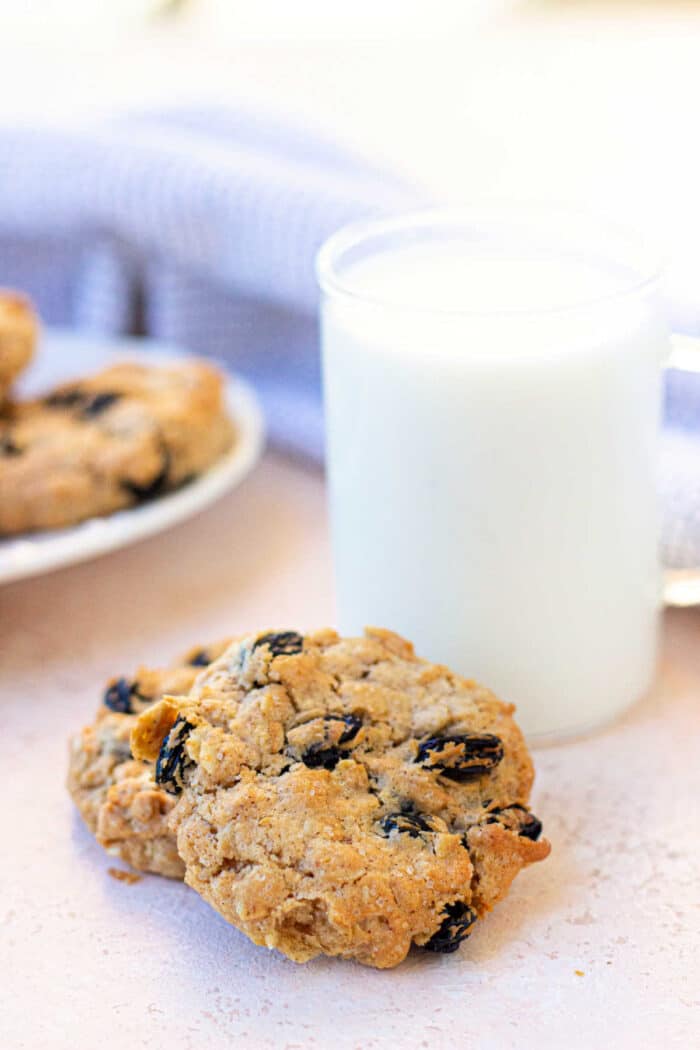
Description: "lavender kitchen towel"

(0, 109), (697, 570)
(0, 109), (421, 462)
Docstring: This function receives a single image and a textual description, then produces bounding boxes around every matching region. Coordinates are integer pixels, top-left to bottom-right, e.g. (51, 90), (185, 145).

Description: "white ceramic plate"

(0, 330), (265, 585)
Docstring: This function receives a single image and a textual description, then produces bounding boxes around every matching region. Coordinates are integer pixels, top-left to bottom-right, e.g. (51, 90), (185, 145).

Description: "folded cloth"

(0, 109), (422, 460)
(0, 108), (698, 572)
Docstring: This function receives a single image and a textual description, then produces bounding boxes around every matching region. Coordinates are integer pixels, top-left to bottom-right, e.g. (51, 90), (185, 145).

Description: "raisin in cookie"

(132, 628), (550, 968)
(0, 292), (37, 402)
(68, 640), (230, 878)
(0, 359), (233, 535)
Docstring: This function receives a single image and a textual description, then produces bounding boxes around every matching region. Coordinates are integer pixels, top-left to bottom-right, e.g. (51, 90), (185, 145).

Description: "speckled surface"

(1, 453), (698, 1050)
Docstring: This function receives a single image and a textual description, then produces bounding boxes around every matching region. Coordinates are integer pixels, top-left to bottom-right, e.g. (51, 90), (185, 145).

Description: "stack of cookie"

(68, 627), (550, 969)
(0, 290), (234, 535)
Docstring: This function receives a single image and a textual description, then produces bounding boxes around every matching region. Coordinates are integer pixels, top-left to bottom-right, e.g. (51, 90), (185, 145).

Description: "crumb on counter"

(108, 867), (142, 885)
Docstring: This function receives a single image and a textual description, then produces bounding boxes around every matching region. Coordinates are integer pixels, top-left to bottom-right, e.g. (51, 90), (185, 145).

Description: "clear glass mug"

(316, 208), (699, 741)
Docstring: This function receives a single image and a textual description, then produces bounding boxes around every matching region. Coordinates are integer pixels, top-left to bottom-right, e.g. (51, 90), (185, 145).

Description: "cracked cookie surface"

(67, 641), (230, 878)
(132, 627), (550, 967)
(0, 292), (36, 403)
(0, 359), (233, 534)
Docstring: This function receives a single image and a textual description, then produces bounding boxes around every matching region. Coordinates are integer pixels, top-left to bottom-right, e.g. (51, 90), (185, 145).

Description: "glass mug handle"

(663, 333), (700, 607)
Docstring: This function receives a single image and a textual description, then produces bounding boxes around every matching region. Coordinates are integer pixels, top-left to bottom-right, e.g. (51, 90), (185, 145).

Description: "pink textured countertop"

(2, 453), (698, 1050)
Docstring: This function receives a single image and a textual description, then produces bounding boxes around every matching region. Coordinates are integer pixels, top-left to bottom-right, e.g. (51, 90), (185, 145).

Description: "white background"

(1, 1), (699, 314)
(2, 1), (696, 310)
(0, 2), (697, 254)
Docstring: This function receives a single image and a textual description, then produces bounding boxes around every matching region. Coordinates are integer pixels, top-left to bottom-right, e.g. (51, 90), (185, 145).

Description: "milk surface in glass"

(319, 215), (667, 738)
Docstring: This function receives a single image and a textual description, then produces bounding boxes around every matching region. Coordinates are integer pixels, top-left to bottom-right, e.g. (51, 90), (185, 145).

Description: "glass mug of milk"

(317, 207), (698, 740)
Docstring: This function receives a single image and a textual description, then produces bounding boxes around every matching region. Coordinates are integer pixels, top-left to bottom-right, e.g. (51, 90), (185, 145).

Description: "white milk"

(319, 224), (667, 738)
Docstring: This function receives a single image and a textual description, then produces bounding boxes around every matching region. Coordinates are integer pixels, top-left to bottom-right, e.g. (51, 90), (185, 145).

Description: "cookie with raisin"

(132, 628), (549, 967)
(67, 640), (230, 878)
(0, 359), (234, 535)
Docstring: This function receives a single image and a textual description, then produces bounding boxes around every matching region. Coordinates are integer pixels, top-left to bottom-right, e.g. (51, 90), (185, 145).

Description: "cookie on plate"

(132, 628), (550, 968)
(0, 292), (37, 402)
(67, 640), (230, 878)
(0, 359), (234, 535)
